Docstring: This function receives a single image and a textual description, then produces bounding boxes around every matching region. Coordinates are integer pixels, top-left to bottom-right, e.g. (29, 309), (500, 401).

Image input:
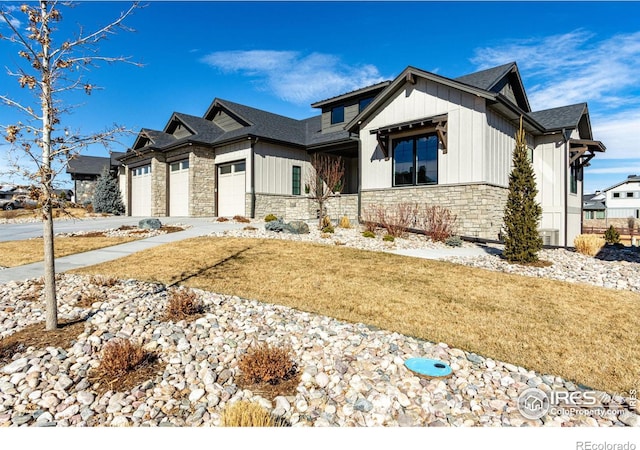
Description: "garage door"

(169, 159), (189, 216)
(130, 164), (151, 216)
(217, 161), (246, 217)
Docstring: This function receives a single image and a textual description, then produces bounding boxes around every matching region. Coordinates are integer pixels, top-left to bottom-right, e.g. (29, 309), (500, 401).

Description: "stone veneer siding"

(361, 183), (508, 240)
(75, 180), (97, 205)
(252, 193), (358, 222)
(151, 156), (167, 216)
(189, 147), (216, 216)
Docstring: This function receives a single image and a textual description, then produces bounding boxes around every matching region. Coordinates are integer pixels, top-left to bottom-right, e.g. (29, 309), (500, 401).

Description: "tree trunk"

(40, 0), (58, 331)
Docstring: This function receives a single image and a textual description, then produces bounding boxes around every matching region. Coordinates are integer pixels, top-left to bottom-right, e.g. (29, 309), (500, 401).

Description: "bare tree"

(307, 152), (345, 227)
(0, 1), (140, 330)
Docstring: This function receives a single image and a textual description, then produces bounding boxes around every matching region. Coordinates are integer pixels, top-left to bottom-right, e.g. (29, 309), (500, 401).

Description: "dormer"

(203, 99), (252, 132)
(311, 81), (390, 134)
(165, 114), (196, 139)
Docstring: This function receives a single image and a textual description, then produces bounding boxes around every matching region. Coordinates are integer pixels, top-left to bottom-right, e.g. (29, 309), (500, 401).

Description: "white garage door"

(217, 161), (246, 217)
(169, 159), (189, 216)
(130, 164), (151, 216)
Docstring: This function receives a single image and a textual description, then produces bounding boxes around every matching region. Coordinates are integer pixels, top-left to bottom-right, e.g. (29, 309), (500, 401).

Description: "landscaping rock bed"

(55, 224), (188, 239)
(211, 224), (640, 294)
(0, 275), (637, 427)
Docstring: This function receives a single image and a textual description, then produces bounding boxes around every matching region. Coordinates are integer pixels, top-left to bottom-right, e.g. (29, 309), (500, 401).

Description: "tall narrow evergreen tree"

(503, 117), (543, 263)
(93, 166), (125, 215)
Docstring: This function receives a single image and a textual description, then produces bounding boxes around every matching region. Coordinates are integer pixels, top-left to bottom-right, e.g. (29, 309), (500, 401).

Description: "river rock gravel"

(0, 272), (638, 427)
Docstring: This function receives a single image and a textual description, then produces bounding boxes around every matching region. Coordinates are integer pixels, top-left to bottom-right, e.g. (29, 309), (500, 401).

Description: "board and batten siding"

(212, 110), (244, 132)
(532, 134), (563, 234)
(321, 102), (361, 134)
(359, 78), (489, 190)
(254, 142), (310, 196)
(485, 110), (517, 188)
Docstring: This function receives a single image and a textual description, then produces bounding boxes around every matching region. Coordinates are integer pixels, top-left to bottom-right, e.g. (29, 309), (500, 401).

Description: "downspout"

(562, 128), (569, 247)
(356, 131), (362, 222)
(250, 137), (257, 218)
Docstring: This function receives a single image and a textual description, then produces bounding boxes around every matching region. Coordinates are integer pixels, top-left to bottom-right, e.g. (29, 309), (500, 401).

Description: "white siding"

(359, 78), (488, 190)
(254, 142), (310, 196)
(606, 180), (640, 218)
(485, 110), (516, 187)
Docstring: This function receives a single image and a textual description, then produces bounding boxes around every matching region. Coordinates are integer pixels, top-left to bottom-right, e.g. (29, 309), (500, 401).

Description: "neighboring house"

(583, 191), (606, 220)
(603, 175), (640, 219)
(66, 152), (125, 205)
(119, 62), (605, 246)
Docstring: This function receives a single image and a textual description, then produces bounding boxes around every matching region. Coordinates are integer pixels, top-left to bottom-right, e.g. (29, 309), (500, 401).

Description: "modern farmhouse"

(118, 62), (605, 246)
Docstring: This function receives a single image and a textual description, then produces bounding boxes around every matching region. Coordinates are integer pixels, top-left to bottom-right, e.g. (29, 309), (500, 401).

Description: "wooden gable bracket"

(376, 131), (389, 160)
(436, 120), (448, 154)
(569, 146), (588, 166)
(406, 72), (416, 85)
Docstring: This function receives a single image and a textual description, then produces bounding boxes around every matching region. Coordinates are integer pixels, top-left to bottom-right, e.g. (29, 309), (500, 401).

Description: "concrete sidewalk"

(0, 220), (246, 284)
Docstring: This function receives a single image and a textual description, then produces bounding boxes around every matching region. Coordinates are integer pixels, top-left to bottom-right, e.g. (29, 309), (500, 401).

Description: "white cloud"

(0, 5), (22, 29)
(200, 50), (386, 105)
(471, 30), (640, 111)
(591, 109), (640, 159)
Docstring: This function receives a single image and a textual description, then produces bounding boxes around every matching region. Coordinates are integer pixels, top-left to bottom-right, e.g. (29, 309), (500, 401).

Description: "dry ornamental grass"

(574, 234), (606, 256)
(238, 343), (297, 385)
(220, 401), (282, 427)
(165, 288), (203, 321)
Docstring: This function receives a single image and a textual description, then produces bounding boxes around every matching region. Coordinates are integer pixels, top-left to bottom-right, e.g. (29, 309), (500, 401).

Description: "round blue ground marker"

(404, 358), (453, 378)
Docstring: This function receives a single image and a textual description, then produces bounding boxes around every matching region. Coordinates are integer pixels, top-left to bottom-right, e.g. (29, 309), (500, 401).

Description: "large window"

(331, 105), (344, 124)
(393, 134), (438, 186)
(292, 165), (301, 195)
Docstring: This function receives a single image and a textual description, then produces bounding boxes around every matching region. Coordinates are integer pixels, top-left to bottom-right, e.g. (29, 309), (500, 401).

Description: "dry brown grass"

(238, 344), (297, 385)
(0, 235), (140, 267)
(72, 237), (640, 393)
(0, 207), (90, 221)
(89, 338), (162, 394)
(574, 234), (606, 256)
(220, 401), (284, 427)
(164, 288), (203, 321)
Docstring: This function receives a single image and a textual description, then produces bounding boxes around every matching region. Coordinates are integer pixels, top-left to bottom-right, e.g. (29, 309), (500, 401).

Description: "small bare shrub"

(76, 289), (103, 308)
(99, 339), (146, 377)
(165, 288), (203, 321)
(365, 203), (417, 238)
(321, 215), (332, 228)
(233, 215), (251, 223)
(574, 234), (605, 256)
(338, 216), (351, 229)
(220, 401), (280, 427)
(419, 204), (457, 242)
(238, 344), (297, 385)
(85, 203), (94, 213)
(216, 217), (229, 222)
(243, 225), (258, 231)
(89, 275), (118, 287)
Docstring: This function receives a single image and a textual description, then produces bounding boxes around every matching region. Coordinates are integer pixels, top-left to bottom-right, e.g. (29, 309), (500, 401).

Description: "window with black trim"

(393, 134), (438, 186)
(331, 105), (344, 124)
(292, 165), (301, 195)
(359, 97), (373, 113)
(613, 192), (621, 198)
(570, 165), (581, 194)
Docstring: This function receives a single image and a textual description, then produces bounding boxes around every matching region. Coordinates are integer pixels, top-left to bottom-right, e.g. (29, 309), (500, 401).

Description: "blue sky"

(1, 1), (639, 194)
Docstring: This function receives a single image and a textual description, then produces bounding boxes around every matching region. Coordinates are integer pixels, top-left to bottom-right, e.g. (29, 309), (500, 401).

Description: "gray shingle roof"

(66, 155), (111, 175)
(142, 129), (176, 147)
(454, 62), (516, 90)
(528, 103), (587, 130)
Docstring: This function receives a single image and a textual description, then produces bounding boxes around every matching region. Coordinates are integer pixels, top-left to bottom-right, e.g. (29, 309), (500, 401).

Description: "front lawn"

(71, 236), (640, 394)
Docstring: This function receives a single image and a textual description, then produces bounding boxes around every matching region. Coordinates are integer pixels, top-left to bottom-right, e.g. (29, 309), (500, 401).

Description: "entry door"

(217, 161), (246, 217)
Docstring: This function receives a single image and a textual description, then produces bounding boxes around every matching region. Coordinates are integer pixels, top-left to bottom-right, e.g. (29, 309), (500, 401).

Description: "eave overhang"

(569, 139), (606, 169)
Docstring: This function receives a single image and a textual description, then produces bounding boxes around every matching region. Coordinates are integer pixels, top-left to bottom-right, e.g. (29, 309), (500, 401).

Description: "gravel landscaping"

(0, 223), (638, 427)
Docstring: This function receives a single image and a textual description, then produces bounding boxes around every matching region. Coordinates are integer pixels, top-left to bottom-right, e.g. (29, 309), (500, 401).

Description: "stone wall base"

(360, 184), (508, 240)
(252, 193), (358, 222)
